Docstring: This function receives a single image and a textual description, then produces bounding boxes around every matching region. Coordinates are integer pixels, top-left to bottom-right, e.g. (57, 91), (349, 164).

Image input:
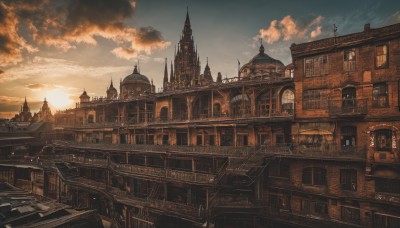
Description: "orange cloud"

(310, 26), (322, 39)
(256, 15), (324, 44)
(26, 83), (47, 90)
(0, 2), (38, 66)
(0, 0), (170, 66)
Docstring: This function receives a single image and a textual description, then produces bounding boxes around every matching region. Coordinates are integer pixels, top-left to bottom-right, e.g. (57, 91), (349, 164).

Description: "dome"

(247, 44), (284, 66)
(79, 90), (90, 99)
(122, 66), (150, 85)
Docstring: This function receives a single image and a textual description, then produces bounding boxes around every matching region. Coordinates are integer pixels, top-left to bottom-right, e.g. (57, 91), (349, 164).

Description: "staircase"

(54, 162), (79, 180)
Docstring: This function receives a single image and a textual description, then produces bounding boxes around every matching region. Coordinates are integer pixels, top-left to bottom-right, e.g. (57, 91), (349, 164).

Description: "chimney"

(364, 23), (370, 32)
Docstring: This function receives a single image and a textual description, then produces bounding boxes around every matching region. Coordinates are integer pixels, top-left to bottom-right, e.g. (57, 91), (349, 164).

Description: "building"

(0, 13), (399, 228)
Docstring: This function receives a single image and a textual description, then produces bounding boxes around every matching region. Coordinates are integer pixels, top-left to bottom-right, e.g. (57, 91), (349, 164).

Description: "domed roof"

(122, 66), (150, 85)
(248, 44), (284, 66)
(79, 90), (90, 99)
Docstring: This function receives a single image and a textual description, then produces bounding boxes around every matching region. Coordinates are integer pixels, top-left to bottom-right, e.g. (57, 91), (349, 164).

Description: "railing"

(65, 109), (294, 129)
(110, 162), (216, 184)
(53, 141), (366, 160)
(375, 192), (400, 204)
(62, 155), (107, 166)
(328, 99), (367, 116)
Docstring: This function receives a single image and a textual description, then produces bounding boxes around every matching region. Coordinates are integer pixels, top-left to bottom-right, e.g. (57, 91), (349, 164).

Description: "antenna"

(333, 24), (338, 37)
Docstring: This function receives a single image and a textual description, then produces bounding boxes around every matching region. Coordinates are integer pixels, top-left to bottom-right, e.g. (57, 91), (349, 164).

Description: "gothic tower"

(174, 9), (201, 87)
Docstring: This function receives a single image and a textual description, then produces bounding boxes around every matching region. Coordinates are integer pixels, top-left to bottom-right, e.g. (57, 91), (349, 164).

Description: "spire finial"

(259, 38), (265, 54)
(206, 57), (208, 65)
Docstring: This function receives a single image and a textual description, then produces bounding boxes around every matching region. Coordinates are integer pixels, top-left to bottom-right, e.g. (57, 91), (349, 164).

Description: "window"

(300, 198), (328, 217)
(376, 44), (388, 68)
(135, 135), (144, 145)
(213, 103), (221, 117)
(257, 91), (276, 116)
(88, 115), (94, 123)
(162, 134), (169, 145)
(340, 169), (357, 191)
(303, 89), (328, 110)
(374, 213), (400, 228)
(269, 194), (290, 210)
(281, 89), (294, 114)
(305, 55), (329, 77)
(375, 178), (400, 194)
(343, 48), (356, 71)
(160, 107), (168, 121)
(372, 83), (388, 108)
(341, 207), (360, 224)
(231, 94), (251, 116)
(375, 129), (392, 151)
(236, 134), (248, 146)
(302, 167), (327, 185)
(269, 162), (290, 179)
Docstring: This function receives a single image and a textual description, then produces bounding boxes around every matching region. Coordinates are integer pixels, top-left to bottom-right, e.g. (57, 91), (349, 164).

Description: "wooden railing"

(328, 98), (368, 116)
(53, 140), (366, 160)
(110, 162), (216, 184)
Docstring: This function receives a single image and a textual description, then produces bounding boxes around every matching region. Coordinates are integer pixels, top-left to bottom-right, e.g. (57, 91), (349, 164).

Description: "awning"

(299, 122), (335, 135)
(299, 129), (333, 135)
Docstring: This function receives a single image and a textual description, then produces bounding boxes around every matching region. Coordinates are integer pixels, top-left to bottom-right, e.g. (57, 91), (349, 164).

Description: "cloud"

(0, 56), (131, 83)
(256, 15), (324, 44)
(258, 20), (281, 44)
(310, 26), (322, 39)
(0, 2), (38, 66)
(26, 83), (47, 90)
(0, 95), (42, 114)
(0, 0), (170, 66)
(385, 11), (400, 25)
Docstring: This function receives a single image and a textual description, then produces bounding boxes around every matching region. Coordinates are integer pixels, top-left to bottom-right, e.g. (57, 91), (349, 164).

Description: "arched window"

(213, 103), (221, 117)
(88, 115), (94, 123)
(302, 167), (327, 186)
(375, 129), (392, 151)
(160, 107), (168, 122)
(256, 91), (276, 116)
(281, 89), (294, 114)
(231, 94), (250, 117)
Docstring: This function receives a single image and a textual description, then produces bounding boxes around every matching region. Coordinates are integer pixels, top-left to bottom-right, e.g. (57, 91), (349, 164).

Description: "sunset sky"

(0, 0), (399, 118)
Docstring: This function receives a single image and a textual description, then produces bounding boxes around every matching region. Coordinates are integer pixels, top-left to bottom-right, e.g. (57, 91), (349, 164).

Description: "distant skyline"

(1, 0), (399, 118)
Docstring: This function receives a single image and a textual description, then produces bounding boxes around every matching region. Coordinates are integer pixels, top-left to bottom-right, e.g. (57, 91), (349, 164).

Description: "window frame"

(302, 167), (327, 186)
(304, 55), (330, 77)
(343, 48), (356, 72)
(374, 129), (393, 151)
(303, 89), (329, 110)
(375, 44), (389, 69)
(340, 169), (357, 191)
(372, 83), (389, 108)
(341, 206), (360, 224)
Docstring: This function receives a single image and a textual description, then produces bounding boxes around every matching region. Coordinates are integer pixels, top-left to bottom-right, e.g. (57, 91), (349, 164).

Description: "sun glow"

(45, 89), (72, 110)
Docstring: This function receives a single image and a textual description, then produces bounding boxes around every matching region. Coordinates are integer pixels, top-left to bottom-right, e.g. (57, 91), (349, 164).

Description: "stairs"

(54, 162), (79, 180)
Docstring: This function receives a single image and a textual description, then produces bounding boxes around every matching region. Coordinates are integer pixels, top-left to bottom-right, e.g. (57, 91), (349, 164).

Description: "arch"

(192, 94), (210, 119)
(213, 103), (221, 117)
(230, 94), (251, 117)
(160, 107), (168, 122)
(172, 97), (187, 120)
(256, 90), (276, 116)
(281, 88), (294, 114)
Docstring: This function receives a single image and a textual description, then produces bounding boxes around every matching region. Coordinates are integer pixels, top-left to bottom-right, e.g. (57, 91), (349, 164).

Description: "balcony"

(328, 99), (367, 117)
(53, 141), (366, 162)
(110, 162), (216, 184)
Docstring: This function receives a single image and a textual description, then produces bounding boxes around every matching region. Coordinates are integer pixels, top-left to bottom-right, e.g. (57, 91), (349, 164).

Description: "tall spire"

(170, 61), (175, 82)
(163, 58), (168, 84)
(183, 7), (192, 38)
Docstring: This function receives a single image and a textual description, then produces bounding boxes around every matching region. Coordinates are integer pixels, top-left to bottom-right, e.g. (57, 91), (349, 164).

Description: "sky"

(0, 0), (399, 118)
